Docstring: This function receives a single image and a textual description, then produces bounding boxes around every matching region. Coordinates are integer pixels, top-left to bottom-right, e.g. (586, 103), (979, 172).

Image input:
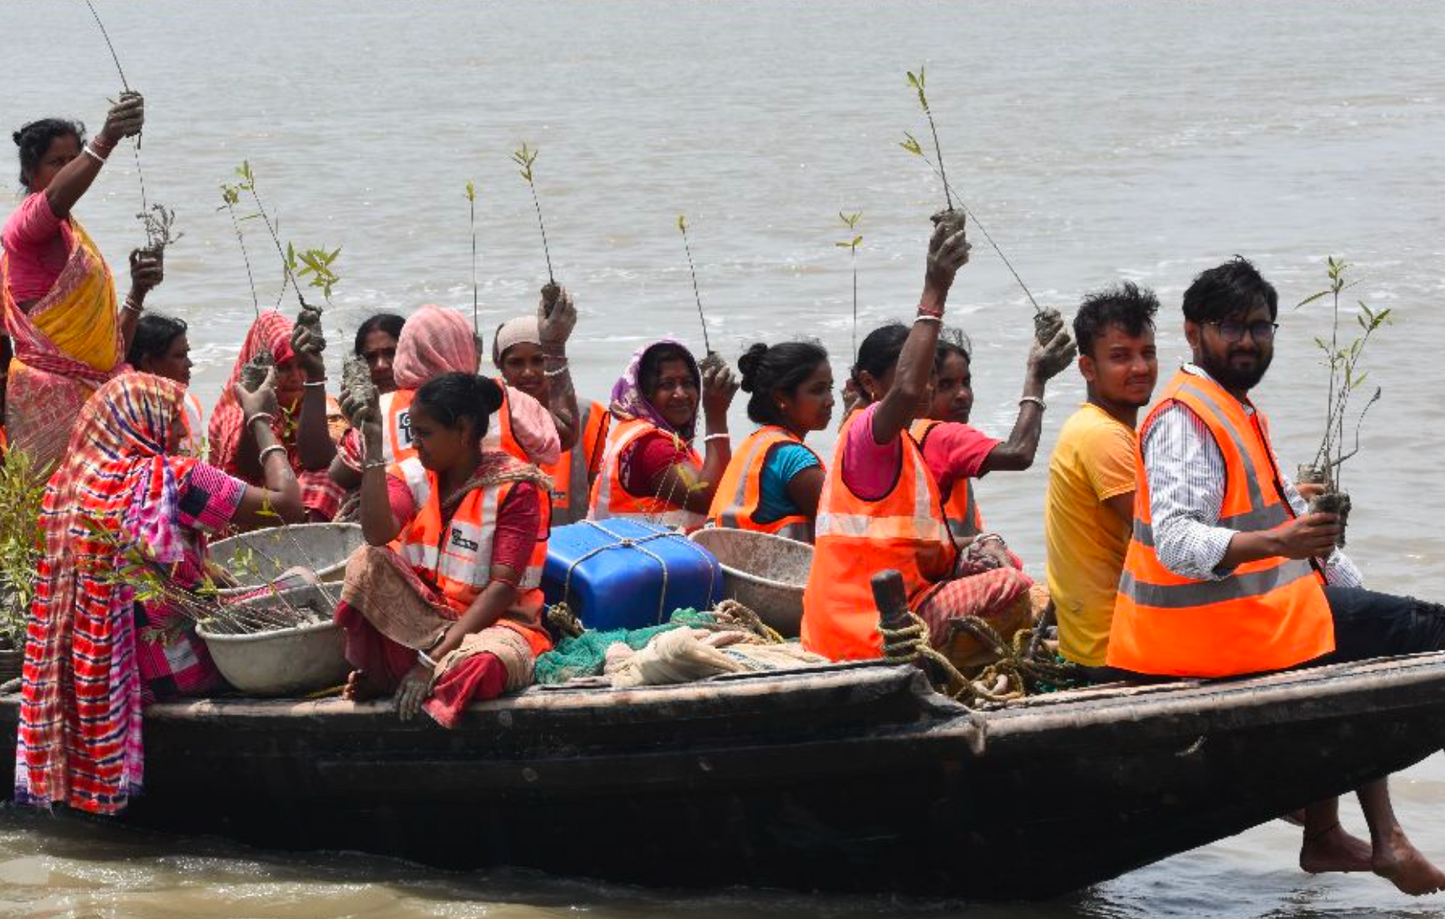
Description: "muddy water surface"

(2, 1), (1444, 916)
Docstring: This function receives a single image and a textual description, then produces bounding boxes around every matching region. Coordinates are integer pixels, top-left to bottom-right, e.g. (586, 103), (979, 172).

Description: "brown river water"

(2, 1), (1445, 915)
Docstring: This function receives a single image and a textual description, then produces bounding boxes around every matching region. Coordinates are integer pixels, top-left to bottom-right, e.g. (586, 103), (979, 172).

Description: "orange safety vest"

(909, 419), (984, 541)
(588, 417), (705, 531)
(389, 455), (550, 629)
(481, 380), (530, 463)
(707, 425), (821, 542)
(1107, 369), (1333, 677)
(538, 399), (610, 526)
(801, 411), (955, 660)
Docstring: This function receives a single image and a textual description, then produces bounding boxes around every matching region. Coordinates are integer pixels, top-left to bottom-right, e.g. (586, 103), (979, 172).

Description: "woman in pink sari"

(2, 97), (162, 473)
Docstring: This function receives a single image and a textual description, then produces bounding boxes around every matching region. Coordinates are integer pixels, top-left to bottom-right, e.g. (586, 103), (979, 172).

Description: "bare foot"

(1373, 829), (1445, 896)
(1300, 821), (1373, 874)
(341, 669), (387, 702)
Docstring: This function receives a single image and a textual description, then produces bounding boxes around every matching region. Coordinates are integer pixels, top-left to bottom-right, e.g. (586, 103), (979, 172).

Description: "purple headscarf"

(609, 338), (703, 442)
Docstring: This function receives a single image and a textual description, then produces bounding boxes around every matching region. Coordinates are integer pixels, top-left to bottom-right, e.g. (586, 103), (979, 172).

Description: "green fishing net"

(534, 608), (718, 685)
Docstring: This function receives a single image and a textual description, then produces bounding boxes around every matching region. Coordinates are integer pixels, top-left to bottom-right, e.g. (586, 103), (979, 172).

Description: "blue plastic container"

(543, 520), (722, 630)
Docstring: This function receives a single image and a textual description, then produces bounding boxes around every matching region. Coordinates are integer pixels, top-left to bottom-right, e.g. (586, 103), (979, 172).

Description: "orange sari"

(1, 217), (124, 475)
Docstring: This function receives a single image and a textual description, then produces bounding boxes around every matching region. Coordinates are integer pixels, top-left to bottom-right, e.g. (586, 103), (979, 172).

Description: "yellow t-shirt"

(1045, 403), (1138, 666)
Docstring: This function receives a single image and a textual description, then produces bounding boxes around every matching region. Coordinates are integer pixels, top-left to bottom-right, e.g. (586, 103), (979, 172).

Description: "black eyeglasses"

(1207, 319), (1279, 343)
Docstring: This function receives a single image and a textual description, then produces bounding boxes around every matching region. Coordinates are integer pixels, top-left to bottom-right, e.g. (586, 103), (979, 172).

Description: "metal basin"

(688, 528), (812, 637)
(197, 584), (350, 696)
(210, 523), (364, 598)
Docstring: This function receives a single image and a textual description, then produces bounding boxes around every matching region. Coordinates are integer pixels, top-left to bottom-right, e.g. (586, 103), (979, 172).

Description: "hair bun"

(11, 130), (22, 146)
(475, 375), (504, 414)
(736, 342), (769, 393)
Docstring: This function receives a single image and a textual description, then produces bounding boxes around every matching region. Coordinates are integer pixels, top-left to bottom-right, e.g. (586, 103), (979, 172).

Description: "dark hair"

(737, 340), (829, 426)
(413, 373), (504, 442)
(851, 322), (909, 391)
(1073, 281), (1160, 357)
(1182, 256), (1278, 325)
(353, 313), (406, 355)
(639, 343), (699, 397)
(125, 313), (188, 368)
(934, 327), (972, 373)
(14, 118), (85, 189)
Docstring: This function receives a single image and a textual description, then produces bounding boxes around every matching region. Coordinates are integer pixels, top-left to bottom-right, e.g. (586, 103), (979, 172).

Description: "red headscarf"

(16, 373), (194, 814)
(207, 311), (296, 476)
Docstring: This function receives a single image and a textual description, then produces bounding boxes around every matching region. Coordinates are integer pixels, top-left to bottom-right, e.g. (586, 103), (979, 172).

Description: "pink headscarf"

(392, 305), (478, 391)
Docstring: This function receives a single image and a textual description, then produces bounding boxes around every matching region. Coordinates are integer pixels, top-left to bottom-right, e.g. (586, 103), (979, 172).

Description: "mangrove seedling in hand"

(230, 160), (304, 310)
(466, 180), (480, 333)
(512, 143), (560, 311)
(677, 213), (714, 357)
(1296, 256), (1391, 546)
(836, 210), (863, 358)
(900, 69), (1048, 337)
(219, 181), (261, 319)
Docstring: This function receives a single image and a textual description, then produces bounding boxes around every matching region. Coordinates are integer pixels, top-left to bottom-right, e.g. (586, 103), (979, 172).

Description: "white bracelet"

(245, 412), (276, 428)
(543, 363), (570, 378)
(257, 444), (288, 464)
(417, 650), (439, 669)
(1019, 396), (1047, 411)
(122, 297), (143, 315)
(704, 433), (729, 443)
(363, 458), (387, 471)
(914, 314), (943, 326)
(303, 379), (328, 388)
(82, 144), (108, 164)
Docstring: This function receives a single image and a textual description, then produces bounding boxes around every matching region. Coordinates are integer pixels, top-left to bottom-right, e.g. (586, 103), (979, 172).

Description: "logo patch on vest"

(450, 527), (478, 552)
(397, 410), (414, 448)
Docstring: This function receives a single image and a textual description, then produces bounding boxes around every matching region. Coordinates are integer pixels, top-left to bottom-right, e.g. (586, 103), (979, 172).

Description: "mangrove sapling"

(900, 67), (1051, 340)
(81, 0), (152, 217)
(836, 211), (863, 359)
(677, 214), (716, 360)
(0, 451), (47, 653)
(230, 160), (305, 310)
(1295, 256), (1391, 546)
(219, 182), (261, 319)
(466, 180), (480, 333)
(512, 143), (561, 312)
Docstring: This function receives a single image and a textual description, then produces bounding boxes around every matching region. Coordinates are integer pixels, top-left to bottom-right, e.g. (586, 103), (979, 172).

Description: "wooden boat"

(4, 647), (1445, 899)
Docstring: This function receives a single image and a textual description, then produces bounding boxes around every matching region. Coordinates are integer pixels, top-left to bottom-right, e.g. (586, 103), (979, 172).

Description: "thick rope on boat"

(881, 611), (1083, 704)
(707, 599), (785, 644)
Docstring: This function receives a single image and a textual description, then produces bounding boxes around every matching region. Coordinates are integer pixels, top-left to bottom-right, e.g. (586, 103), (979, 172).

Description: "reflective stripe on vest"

(909, 419), (984, 541)
(588, 417), (705, 530)
(1106, 369), (1332, 677)
(707, 425), (819, 542)
(801, 411), (954, 661)
(539, 400), (610, 526)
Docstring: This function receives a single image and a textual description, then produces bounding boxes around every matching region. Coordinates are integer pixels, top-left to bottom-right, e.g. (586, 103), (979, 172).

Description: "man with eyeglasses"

(1107, 256), (1445, 895)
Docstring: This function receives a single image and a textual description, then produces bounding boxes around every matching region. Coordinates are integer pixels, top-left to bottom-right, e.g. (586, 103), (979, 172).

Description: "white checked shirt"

(1140, 364), (1363, 587)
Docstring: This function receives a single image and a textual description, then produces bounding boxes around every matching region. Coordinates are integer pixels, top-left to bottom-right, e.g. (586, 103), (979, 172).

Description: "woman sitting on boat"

(126, 313), (206, 459)
(336, 372), (552, 726)
(15, 371), (303, 815)
(589, 339), (738, 531)
(706, 340), (832, 542)
(913, 323), (1073, 540)
(210, 311), (343, 525)
(493, 290), (614, 525)
(330, 304), (560, 496)
(2, 96), (163, 473)
(354, 312), (405, 396)
(802, 220), (1051, 661)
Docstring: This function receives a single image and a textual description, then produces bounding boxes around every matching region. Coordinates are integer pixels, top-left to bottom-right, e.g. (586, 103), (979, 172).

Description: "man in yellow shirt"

(1045, 282), (1159, 666)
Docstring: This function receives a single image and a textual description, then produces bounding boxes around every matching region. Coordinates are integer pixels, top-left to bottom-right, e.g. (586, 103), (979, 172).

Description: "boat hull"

(4, 653), (1445, 899)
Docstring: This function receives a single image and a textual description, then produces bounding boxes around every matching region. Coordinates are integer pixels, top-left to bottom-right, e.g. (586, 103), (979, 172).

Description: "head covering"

(16, 373), (194, 814)
(393, 305), (478, 390)
(207, 311), (296, 476)
(491, 316), (542, 369)
(609, 338), (702, 442)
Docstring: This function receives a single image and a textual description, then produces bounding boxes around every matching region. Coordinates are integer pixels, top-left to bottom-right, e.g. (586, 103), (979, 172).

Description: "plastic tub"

(198, 584), (350, 696)
(543, 520), (722, 630)
(688, 528), (813, 637)
(210, 523), (364, 598)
